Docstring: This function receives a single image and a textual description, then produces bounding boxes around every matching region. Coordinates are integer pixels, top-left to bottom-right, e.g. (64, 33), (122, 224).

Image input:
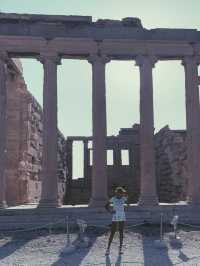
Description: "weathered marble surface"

(5, 59), (66, 206)
(66, 125), (190, 205)
(0, 13), (199, 42)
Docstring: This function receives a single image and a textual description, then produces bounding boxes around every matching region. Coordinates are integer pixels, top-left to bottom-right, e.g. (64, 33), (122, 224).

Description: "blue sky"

(1, 1), (200, 177)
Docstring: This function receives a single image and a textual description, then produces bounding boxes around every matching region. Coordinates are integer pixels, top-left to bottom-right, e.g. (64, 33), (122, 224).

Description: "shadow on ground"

(0, 229), (48, 261)
(105, 254), (122, 266)
(51, 226), (106, 266)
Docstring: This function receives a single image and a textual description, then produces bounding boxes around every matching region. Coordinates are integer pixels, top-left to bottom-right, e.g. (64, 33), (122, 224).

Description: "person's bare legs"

(119, 221), (125, 253)
(106, 222), (117, 254)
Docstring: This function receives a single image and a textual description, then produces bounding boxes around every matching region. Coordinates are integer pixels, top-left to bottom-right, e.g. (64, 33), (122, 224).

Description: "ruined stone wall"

(68, 166), (140, 205)
(66, 125), (188, 204)
(66, 126), (141, 204)
(5, 60), (66, 206)
(155, 126), (188, 202)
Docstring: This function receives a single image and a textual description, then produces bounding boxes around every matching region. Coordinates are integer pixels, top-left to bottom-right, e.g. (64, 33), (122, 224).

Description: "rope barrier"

(126, 222), (147, 229)
(85, 222), (147, 230)
(87, 223), (110, 229)
(1, 210), (200, 244)
(179, 222), (200, 229)
(2, 211), (200, 254)
(0, 218), (66, 234)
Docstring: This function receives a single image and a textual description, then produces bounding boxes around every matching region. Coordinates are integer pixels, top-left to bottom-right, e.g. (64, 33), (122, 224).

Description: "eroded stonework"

(5, 59), (66, 206)
(155, 126), (187, 202)
(65, 124), (188, 204)
(3, 60), (190, 206)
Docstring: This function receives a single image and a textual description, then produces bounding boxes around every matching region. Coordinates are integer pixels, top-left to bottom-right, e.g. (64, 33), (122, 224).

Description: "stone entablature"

(0, 13), (200, 62)
(0, 13), (199, 42)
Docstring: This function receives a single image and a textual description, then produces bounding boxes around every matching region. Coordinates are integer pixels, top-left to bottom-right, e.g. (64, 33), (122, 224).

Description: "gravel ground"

(0, 225), (200, 266)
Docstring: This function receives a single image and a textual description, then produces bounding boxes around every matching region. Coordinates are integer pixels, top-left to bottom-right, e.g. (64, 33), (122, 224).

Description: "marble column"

(65, 139), (73, 203)
(38, 52), (61, 208)
(88, 148), (91, 167)
(0, 52), (8, 208)
(113, 145), (122, 166)
(66, 139), (73, 184)
(88, 54), (110, 207)
(182, 56), (200, 204)
(129, 148), (134, 168)
(136, 55), (158, 206)
(83, 140), (89, 179)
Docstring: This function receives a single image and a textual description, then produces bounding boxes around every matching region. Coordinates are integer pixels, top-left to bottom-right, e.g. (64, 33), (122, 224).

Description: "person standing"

(105, 187), (129, 255)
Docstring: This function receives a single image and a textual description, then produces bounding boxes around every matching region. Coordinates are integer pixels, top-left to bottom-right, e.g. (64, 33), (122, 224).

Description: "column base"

(138, 195), (159, 207)
(89, 197), (108, 208)
(38, 199), (61, 208)
(0, 201), (7, 209)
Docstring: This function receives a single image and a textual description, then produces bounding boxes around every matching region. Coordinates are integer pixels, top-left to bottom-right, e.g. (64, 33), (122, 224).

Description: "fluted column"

(113, 144), (122, 166)
(83, 140), (89, 179)
(182, 56), (200, 204)
(88, 54), (110, 207)
(38, 52), (61, 208)
(136, 55), (158, 206)
(129, 148), (134, 168)
(0, 51), (8, 208)
(65, 139), (73, 204)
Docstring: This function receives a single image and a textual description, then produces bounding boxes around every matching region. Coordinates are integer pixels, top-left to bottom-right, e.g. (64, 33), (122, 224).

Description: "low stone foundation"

(0, 203), (200, 230)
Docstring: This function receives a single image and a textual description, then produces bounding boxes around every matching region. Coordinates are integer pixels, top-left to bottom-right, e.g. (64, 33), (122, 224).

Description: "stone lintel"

(67, 136), (92, 141)
(0, 12), (199, 44)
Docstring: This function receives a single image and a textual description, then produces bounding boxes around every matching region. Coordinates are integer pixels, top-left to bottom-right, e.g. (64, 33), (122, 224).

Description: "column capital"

(182, 56), (200, 67)
(135, 55), (157, 68)
(37, 52), (61, 65)
(87, 54), (110, 65)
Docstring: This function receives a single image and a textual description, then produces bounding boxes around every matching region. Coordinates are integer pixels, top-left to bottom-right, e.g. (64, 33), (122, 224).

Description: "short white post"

(76, 219), (90, 248)
(154, 213), (167, 249)
(66, 216), (70, 245)
(171, 215), (179, 239)
(61, 215), (76, 254)
(160, 213), (163, 240)
(170, 215), (181, 245)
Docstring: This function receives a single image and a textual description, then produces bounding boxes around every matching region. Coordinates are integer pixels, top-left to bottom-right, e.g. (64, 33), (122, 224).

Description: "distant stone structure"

(155, 126), (188, 202)
(5, 59), (66, 206)
(65, 125), (188, 204)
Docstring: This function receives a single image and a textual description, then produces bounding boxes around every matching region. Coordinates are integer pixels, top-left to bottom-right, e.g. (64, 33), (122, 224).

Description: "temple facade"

(0, 13), (200, 208)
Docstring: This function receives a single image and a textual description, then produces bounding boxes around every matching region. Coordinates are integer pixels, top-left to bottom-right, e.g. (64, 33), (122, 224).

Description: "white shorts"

(112, 212), (126, 222)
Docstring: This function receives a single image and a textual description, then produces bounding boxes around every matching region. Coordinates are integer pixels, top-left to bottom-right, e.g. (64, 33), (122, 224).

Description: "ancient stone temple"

(0, 12), (200, 210)
(4, 58), (66, 206)
(65, 124), (188, 204)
